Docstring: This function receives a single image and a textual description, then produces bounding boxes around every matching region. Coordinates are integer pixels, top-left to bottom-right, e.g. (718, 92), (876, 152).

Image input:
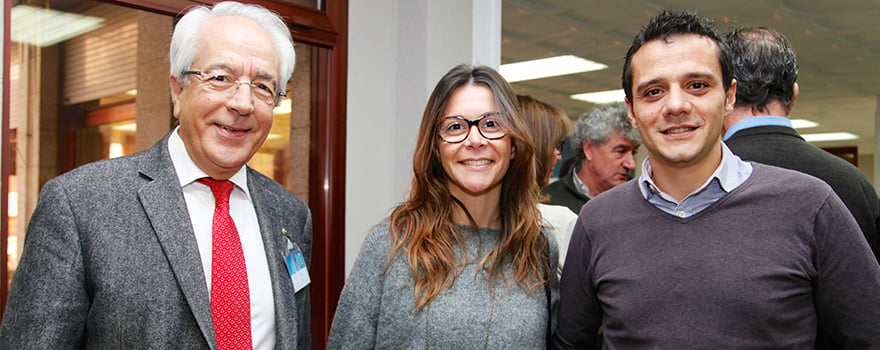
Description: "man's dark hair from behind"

(726, 27), (798, 113)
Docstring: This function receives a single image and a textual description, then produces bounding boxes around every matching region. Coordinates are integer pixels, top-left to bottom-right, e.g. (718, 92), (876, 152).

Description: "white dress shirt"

(168, 127), (276, 350)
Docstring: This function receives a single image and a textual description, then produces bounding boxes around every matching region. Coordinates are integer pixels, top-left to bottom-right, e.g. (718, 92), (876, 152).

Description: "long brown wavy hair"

(387, 64), (548, 310)
(516, 95), (572, 188)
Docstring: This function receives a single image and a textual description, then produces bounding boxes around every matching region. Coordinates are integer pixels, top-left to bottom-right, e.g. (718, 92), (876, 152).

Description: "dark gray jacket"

(726, 125), (880, 264)
(0, 132), (312, 349)
(542, 169), (589, 214)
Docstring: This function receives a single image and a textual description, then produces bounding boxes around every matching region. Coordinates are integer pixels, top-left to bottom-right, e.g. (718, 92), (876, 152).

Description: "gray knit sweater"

(552, 164), (880, 349)
(329, 223), (557, 349)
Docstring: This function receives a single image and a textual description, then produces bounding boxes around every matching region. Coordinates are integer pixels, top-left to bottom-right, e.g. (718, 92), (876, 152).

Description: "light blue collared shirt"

(723, 115), (793, 141)
(638, 143), (753, 218)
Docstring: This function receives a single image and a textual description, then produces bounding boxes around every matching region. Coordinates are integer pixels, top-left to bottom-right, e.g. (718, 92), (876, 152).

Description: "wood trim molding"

(84, 103), (136, 127)
(1, 0), (12, 318)
(305, 1), (347, 347)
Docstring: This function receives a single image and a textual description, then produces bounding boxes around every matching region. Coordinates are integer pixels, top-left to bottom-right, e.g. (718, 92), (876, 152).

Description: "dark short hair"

(725, 27), (798, 112)
(622, 10), (734, 102)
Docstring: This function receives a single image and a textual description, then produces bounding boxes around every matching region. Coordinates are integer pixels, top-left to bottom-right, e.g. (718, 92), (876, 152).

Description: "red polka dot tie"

(198, 178), (253, 350)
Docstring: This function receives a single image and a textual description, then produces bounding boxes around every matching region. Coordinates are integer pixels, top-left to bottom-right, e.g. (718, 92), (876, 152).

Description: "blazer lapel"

(248, 170), (299, 349)
(137, 135), (215, 347)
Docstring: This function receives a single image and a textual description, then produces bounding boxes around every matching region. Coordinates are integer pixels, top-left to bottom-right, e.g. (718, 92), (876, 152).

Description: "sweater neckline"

(454, 223), (502, 236)
(634, 165), (761, 222)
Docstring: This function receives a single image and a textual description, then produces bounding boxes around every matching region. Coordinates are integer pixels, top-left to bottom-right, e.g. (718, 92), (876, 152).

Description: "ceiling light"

(112, 122), (137, 132)
(11, 5), (105, 47)
(801, 132), (858, 142)
(790, 119), (818, 129)
(571, 89), (625, 104)
(500, 55), (607, 83)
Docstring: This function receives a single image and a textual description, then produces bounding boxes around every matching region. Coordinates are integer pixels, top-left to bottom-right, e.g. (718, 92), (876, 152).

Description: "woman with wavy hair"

(517, 95), (577, 276)
(328, 64), (557, 349)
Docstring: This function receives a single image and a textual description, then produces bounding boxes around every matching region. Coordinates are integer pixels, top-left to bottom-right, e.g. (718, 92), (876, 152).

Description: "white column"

(473, 0), (502, 68)
(346, 0), (501, 275)
(347, 0), (402, 276)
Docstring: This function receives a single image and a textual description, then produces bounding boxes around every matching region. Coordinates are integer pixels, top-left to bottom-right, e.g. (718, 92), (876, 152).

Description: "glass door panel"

(277, 0), (323, 11)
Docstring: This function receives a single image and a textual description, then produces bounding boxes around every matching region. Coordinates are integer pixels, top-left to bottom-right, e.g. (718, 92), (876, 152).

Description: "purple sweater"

(553, 164), (880, 349)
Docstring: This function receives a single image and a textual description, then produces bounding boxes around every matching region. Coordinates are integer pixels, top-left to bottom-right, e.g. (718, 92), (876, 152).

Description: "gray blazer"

(0, 132), (312, 349)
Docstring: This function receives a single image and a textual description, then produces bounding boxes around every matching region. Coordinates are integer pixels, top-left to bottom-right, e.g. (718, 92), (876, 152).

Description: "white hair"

(168, 1), (295, 97)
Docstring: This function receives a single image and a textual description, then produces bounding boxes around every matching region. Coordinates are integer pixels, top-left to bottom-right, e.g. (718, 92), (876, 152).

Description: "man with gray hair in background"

(542, 102), (641, 214)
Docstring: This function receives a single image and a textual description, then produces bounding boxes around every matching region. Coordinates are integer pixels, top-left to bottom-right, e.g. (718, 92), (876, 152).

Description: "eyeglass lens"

(437, 112), (507, 143)
(555, 140), (565, 152)
(185, 70), (279, 105)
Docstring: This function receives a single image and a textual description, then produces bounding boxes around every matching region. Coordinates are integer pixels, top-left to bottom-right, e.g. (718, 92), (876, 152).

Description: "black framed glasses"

(437, 112), (509, 143)
(182, 69), (286, 106)
(555, 140), (565, 153)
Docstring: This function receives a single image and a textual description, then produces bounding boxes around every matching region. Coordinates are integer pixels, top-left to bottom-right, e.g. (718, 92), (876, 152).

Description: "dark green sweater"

(542, 169), (589, 214)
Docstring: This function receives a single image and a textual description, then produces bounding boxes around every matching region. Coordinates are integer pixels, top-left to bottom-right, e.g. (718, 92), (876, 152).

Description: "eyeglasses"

(437, 112), (508, 143)
(555, 140), (565, 153)
(182, 70), (285, 106)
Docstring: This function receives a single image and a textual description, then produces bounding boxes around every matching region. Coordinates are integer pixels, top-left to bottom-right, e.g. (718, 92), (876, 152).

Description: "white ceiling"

(502, 0), (880, 155)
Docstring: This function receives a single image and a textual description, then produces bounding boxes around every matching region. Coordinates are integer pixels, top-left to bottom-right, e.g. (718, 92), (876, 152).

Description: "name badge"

(283, 229), (311, 293)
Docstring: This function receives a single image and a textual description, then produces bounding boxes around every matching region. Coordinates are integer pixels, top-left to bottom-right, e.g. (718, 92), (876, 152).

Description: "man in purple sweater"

(552, 10), (880, 349)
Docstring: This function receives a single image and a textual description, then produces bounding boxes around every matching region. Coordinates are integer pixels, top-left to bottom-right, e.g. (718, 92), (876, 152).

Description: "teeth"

(221, 125), (246, 132)
(462, 160), (491, 166)
(663, 127), (693, 134)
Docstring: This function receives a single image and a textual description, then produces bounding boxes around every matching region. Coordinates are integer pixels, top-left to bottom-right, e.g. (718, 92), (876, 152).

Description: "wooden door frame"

(1, 0), (10, 321)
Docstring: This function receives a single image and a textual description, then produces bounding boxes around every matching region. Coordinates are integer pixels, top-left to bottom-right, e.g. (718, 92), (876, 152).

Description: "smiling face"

(170, 16), (280, 180)
(581, 130), (639, 195)
(625, 34), (735, 172)
(439, 84), (514, 201)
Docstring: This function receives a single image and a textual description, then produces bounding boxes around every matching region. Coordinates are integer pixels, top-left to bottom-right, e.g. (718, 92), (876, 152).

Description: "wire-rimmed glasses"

(437, 112), (509, 143)
(182, 69), (285, 106)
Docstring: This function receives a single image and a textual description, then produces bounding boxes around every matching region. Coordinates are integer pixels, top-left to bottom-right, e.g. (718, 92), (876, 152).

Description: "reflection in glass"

(277, 0), (322, 11)
(249, 42), (313, 204)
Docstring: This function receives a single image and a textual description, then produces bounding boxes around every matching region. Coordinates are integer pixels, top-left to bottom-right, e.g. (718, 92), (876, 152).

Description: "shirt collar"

(638, 142), (752, 201)
(723, 115), (793, 140)
(570, 163), (592, 199)
(168, 126), (250, 196)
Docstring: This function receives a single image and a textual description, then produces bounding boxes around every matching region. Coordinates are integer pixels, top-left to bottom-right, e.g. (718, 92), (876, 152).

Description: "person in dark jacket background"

(542, 102), (640, 214)
(722, 26), (880, 266)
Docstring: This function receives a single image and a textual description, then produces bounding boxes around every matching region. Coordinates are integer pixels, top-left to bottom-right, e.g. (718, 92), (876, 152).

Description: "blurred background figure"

(328, 65), (557, 349)
(518, 94), (577, 275)
(542, 102), (640, 214)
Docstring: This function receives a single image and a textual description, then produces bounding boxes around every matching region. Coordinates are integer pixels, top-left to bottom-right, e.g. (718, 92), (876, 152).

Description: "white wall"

(345, 0), (501, 276)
